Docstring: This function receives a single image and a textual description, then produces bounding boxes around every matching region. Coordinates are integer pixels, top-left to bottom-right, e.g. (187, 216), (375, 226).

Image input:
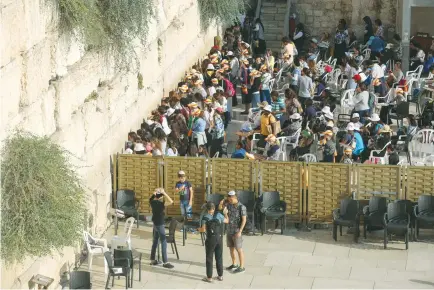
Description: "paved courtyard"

(85, 221), (434, 289)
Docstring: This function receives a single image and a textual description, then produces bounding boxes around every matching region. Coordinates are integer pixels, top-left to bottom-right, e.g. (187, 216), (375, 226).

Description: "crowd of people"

(123, 14), (433, 165)
(140, 12), (434, 284)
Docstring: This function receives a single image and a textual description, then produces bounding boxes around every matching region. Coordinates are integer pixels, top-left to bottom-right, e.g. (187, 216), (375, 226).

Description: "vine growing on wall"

(198, 0), (246, 31)
(56, 0), (155, 71)
(1, 132), (87, 264)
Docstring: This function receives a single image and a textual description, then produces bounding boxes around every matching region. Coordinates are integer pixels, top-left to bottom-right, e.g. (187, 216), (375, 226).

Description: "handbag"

(241, 85), (248, 94)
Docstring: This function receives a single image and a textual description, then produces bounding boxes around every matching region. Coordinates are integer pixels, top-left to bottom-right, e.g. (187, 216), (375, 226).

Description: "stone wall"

(292, 0), (397, 40)
(0, 0), (219, 288)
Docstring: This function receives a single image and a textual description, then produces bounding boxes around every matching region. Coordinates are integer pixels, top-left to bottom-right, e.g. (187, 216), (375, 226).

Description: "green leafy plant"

(137, 73), (144, 90)
(1, 132), (87, 264)
(198, 0), (246, 31)
(84, 90), (99, 102)
(55, 0), (155, 71)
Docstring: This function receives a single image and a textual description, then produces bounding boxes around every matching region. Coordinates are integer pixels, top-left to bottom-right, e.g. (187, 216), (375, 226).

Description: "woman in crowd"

(298, 67), (314, 109)
(293, 23), (305, 53)
(210, 107), (225, 157)
(259, 64), (272, 104)
(239, 59), (251, 114)
(352, 83), (370, 123)
(334, 22), (349, 65)
(250, 69), (262, 109)
(374, 19), (384, 38)
(363, 16), (374, 44)
(253, 18), (266, 55)
(284, 88), (302, 117)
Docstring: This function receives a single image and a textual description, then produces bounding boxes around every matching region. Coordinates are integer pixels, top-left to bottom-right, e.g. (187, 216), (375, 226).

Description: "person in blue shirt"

(367, 36), (385, 54)
(175, 171), (193, 219)
(199, 202), (228, 283)
(232, 141), (247, 159)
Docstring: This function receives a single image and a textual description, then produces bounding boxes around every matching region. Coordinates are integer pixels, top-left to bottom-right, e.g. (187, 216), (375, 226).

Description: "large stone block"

(0, 1), (26, 67)
(54, 32), (86, 76)
(21, 38), (54, 107)
(0, 59), (22, 137)
(16, 86), (57, 136)
(52, 110), (87, 158)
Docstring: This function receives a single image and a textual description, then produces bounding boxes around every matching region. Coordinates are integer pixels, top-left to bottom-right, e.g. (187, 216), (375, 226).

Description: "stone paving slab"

(83, 221), (434, 289)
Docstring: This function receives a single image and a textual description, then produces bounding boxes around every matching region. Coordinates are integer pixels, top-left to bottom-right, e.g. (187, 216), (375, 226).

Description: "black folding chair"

(363, 197), (388, 238)
(166, 219), (180, 259)
(414, 195), (434, 241)
(236, 190), (256, 234)
(115, 190), (140, 232)
(333, 198), (360, 243)
(69, 271), (91, 289)
(258, 192), (286, 235)
(383, 202), (410, 249)
(104, 251), (132, 289)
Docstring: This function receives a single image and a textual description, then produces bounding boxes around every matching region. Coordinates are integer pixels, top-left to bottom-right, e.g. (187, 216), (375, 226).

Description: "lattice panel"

(164, 157), (206, 216)
(308, 163), (352, 223)
(211, 159), (255, 194)
(406, 167), (434, 202)
(260, 162), (302, 221)
(355, 165), (402, 200)
(117, 155), (160, 213)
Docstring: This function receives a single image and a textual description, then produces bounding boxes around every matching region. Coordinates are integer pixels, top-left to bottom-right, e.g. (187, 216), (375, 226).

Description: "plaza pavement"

(84, 221), (434, 289)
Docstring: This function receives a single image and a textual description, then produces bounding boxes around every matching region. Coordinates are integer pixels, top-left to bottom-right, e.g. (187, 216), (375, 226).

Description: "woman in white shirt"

(410, 42), (425, 71)
(281, 37), (295, 65)
(346, 59), (359, 89)
(352, 83), (370, 122)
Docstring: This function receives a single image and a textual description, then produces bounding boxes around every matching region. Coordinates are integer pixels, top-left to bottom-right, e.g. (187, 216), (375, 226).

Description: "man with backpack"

(219, 191), (247, 274)
(199, 202), (229, 283)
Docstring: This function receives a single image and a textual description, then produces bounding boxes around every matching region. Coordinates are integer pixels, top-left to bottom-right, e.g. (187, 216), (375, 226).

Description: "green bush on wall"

(56, 0), (155, 71)
(1, 132), (87, 264)
(198, 0), (246, 31)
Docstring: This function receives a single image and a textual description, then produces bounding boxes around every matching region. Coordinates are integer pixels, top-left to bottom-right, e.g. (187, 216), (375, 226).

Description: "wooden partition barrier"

(163, 157), (206, 216)
(405, 166), (434, 202)
(113, 154), (434, 218)
(211, 159), (257, 194)
(116, 155), (161, 213)
(354, 164), (403, 201)
(307, 163), (352, 224)
(260, 161), (303, 222)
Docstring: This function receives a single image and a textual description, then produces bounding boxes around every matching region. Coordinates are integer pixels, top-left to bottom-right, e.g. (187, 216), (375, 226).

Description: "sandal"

(202, 277), (213, 283)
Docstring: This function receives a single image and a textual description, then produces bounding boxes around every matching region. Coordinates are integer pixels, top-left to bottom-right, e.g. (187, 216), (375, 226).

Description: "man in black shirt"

(149, 188), (174, 269)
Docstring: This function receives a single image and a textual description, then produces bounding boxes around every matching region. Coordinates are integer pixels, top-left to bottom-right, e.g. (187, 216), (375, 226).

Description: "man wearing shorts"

(219, 190), (246, 273)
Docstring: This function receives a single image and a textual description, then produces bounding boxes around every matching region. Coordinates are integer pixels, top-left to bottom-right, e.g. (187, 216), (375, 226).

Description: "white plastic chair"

(374, 88), (393, 113)
(405, 65), (423, 80)
(330, 58), (337, 69)
(327, 69), (341, 90)
(251, 133), (261, 153)
(340, 89), (356, 115)
(277, 136), (287, 161)
(111, 217), (135, 255)
(285, 128), (302, 154)
(301, 153), (317, 163)
(83, 231), (108, 274)
(269, 78), (276, 92)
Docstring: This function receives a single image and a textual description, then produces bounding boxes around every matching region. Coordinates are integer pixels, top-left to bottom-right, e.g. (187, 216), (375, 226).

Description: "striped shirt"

(271, 97), (285, 119)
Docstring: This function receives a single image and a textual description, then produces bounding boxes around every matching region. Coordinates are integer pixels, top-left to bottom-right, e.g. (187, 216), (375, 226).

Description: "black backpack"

(205, 218), (222, 238)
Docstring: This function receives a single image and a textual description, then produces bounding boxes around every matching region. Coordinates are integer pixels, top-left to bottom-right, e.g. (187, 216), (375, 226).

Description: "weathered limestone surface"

(0, 0), (219, 288)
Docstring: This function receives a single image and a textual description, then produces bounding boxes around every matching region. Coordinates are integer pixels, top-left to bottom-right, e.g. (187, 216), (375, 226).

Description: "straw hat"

(211, 58), (219, 64)
(242, 59), (249, 65)
(210, 53), (219, 59)
(344, 147), (353, 154)
(265, 134), (277, 142)
(204, 98), (212, 104)
(188, 102), (198, 108)
(192, 109), (201, 116)
(221, 59), (229, 65)
(379, 125), (392, 134)
(249, 69), (260, 77)
(179, 84), (189, 92)
(373, 78), (381, 86)
(260, 64), (268, 71)
(324, 130), (333, 136)
(257, 101), (269, 108)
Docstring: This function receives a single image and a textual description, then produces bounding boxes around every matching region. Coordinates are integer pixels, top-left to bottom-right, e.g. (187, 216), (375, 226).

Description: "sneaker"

(150, 260), (158, 266)
(226, 264), (238, 271)
(233, 267), (245, 274)
(163, 262), (174, 269)
(216, 276), (223, 281)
